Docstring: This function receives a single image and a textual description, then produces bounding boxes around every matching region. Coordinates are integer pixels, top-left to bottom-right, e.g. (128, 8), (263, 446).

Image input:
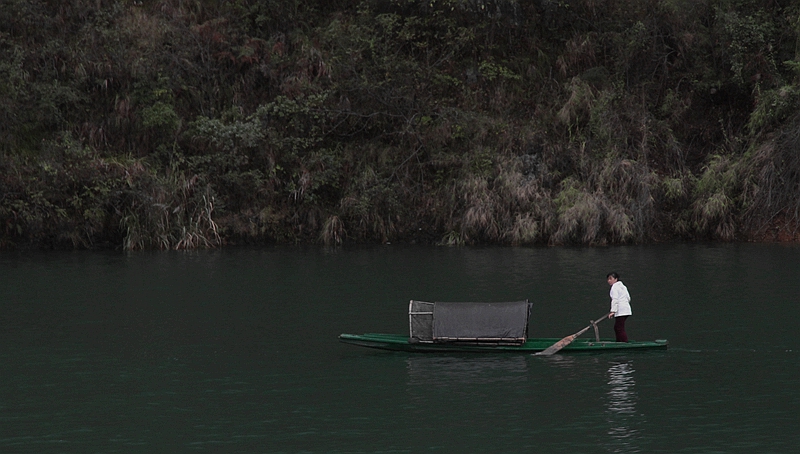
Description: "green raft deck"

(339, 333), (669, 353)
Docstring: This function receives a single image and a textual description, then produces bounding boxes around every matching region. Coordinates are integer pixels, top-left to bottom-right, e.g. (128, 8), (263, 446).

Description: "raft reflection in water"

(405, 355), (529, 386)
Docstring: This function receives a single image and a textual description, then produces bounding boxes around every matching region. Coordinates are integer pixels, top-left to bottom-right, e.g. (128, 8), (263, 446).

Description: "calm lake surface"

(1, 243), (798, 453)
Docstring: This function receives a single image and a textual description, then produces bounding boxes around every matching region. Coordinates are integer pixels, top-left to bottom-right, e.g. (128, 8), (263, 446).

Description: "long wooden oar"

(533, 313), (611, 356)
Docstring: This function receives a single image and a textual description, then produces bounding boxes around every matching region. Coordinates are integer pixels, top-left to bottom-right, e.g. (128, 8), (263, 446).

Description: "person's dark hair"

(607, 272), (620, 280)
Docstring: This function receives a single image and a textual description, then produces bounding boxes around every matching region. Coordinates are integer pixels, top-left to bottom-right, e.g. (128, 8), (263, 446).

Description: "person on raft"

(606, 272), (632, 342)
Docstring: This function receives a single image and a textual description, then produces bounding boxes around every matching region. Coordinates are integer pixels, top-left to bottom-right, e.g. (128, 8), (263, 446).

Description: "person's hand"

(608, 312), (614, 319)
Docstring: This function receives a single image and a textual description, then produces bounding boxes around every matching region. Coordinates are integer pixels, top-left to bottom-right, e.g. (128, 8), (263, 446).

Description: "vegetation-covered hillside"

(2, 0), (800, 249)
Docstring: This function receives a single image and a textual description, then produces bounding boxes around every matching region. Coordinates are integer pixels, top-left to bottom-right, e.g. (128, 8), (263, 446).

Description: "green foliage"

(141, 102), (180, 131)
(189, 117), (261, 153)
(662, 176), (690, 202)
(185, 92), (337, 213)
(439, 230), (465, 246)
(478, 61), (521, 82)
(717, 8), (777, 86)
(469, 147), (494, 177)
(747, 85), (800, 134)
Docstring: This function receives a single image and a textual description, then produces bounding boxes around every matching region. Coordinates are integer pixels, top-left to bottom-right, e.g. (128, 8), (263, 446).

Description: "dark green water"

(1, 244), (798, 453)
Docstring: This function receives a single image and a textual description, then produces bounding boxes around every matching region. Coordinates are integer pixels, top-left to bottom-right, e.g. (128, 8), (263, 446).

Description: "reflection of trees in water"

(605, 360), (640, 453)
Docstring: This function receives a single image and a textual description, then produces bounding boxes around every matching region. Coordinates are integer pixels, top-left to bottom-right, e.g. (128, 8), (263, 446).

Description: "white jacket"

(610, 281), (632, 317)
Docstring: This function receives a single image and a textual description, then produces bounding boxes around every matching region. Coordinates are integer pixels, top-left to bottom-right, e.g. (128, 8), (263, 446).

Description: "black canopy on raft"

(409, 300), (531, 345)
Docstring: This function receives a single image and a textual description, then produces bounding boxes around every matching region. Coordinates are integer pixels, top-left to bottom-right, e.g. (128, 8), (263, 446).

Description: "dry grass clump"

(440, 148), (558, 245)
(693, 192), (735, 240)
(457, 174), (500, 243)
(507, 213), (541, 245)
(690, 154), (743, 240)
(557, 77), (597, 125)
(334, 158), (401, 244)
(121, 173), (221, 250)
(319, 215), (346, 245)
(551, 177), (634, 245)
(743, 117), (800, 236)
(556, 33), (599, 78)
(495, 155), (557, 244)
(596, 156), (657, 240)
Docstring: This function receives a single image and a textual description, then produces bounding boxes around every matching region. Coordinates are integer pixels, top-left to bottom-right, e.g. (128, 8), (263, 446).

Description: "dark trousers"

(613, 316), (629, 342)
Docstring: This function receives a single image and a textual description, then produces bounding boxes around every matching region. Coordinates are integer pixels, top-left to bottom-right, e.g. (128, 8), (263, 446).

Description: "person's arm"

(609, 284), (620, 317)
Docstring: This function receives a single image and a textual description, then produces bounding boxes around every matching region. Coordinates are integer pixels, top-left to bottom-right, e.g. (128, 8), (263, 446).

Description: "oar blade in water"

(533, 314), (609, 356)
(534, 334), (579, 356)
